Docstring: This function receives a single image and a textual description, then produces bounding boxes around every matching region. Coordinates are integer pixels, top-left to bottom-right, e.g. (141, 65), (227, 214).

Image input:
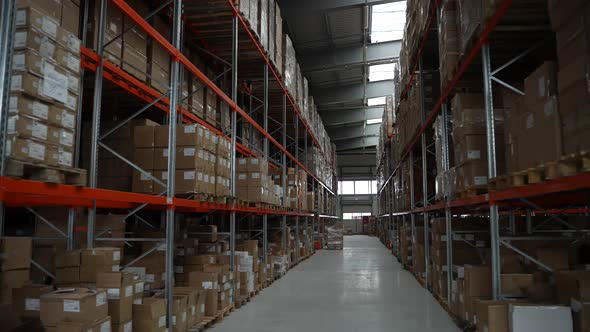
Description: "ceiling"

(278, 0), (402, 154)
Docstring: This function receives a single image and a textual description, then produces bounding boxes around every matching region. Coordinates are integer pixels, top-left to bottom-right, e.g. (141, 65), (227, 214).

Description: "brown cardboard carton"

(153, 148), (168, 170)
(16, 0), (62, 22)
(55, 266), (80, 285)
(524, 62), (557, 107)
(154, 126), (169, 148)
(501, 273), (534, 297)
(1, 237), (32, 271)
(133, 147), (154, 169)
(40, 288), (108, 327)
(536, 247), (569, 271)
(0, 269), (30, 304)
(173, 287), (199, 327)
(475, 299), (509, 332)
(204, 289), (217, 317)
(132, 171), (154, 194)
(171, 295), (188, 332)
(555, 271), (590, 305)
(97, 272), (134, 323)
(133, 126), (155, 148)
(60, 0), (80, 34)
(176, 124), (201, 146)
(132, 297), (166, 332)
(112, 320), (133, 332)
(192, 225), (217, 243)
(12, 284), (53, 318)
(175, 147), (197, 169)
(175, 170), (197, 193)
(56, 316), (111, 332)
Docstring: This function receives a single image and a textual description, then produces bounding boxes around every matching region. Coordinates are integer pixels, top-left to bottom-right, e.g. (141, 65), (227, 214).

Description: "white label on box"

(221, 293), (225, 300)
(135, 282), (144, 293)
(111, 265), (119, 272)
(59, 149), (73, 167)
(182, 312), (187, 322)
(191, 305), (196, 315)
(238, 174), (247, 180)
(200, 304), (205, 313)
(172, 316), (177, 325)
(251, 172), (260, 179)
(28, 141), (45, 160)
(197, 172), (203, 181)
(14, 31), (26, 48)
(125, 285), (133, 298)
(184, 147), (195, 156)
(42, 68), (68, 103)
(41, 17), (58, 38)
(204, 174), (209, 182)
(113, 250), (121, 261)
(123, 321), (132, 332)
(140, 172), (151, 181)
(163, 149), (169, 157)
(538, 76), (545, 97)
(146, 274), (155, 283)
(16, 9), (26, 25)
(544, 99), (554, 116)
(100, 321), (111, 332)
(60, 130), (74, 147)
(11, 74), (22, 91)
(32, 121), (48, 140)
(67, 72), (79, 91)
(184, 171), (195, 180)
(158, 315), (166, 327)
(107, 288), (120, 299)
(109, 22), (118, 33)
(202, 281), (213, 289)
(250, 158), (259, 165)
(133, 298), (142, 304)
(66, 55), (80, 72)
(33, 102), (49, 119)
(63, 300), (80, 312)
(12, 54), (25, 70)
(526, 113), (535, 129)
(474, 176), (487, 186)
(184, 125), (196, 133)
(467, 150), (481, 160)
(96, 292), (107, 306)
(25, 298), (40, 311)
(61, 111), (75, 129)
(66, 94), (77, 111)
(40, 36), (56, 58)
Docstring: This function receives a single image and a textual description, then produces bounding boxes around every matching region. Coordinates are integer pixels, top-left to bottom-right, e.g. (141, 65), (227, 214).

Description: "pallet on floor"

(189, 304), (235, 331)
(234, 295), (249, 309)
(5, 159), (87, 186)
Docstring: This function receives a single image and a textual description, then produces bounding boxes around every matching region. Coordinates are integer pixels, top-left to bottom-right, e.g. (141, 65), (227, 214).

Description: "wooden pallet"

(510, 152), (590, 187)
(190, 304), (235, 331)
(457, 185), (487, 199)
(488, 175), (511, 191)
(5, 159), (87, 186)
(234, 295), (249, 309)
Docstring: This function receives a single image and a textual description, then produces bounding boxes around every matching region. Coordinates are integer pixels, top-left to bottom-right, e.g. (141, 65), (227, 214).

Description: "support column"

(87, 0), (108, 248)
(441, 103), (453, 301)
(229, 15), (239, 291)
(482, 43), (501, 300)
(262, 64), (269, 262)
(165, 0), (182, 325)
(281, 94), (287, 249)
(418, 57), (430, 285)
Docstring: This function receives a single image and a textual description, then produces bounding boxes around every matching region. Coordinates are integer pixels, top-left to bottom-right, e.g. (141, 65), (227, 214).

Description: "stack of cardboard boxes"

(40, 288), (110, 331)
(236, 157), (279, 204)
(9, 1), (82, 171)
(130, 123), (231, 197)
(549, 1), (590, 157)
(1, 238), (32, 305)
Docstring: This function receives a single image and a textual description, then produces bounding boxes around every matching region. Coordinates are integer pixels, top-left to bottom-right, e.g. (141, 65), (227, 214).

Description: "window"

(369, 63), (395, 82)
(343, 212), (372, 219)
(339, 181), (355, 195)
(366, 118), (382, 125)
(355, 180), (370, 194)
(371, 2), (407, 43)
(367, 97), (386, 106)
(338, 180), (379, 195)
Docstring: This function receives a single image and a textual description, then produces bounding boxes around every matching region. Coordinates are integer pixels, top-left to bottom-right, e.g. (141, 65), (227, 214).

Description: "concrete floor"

(211, 235), (460, 332)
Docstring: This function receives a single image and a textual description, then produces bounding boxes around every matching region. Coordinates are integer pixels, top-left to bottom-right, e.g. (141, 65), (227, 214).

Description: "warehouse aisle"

(211, 235), (460, 332)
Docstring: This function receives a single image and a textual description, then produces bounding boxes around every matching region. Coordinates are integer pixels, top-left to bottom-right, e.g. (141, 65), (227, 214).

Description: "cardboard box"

(170, 295), (188, 332)
(192, 225), (217, 243)
(0, 269), (30, 304)
(16, 0), (62, 22)
(112, 320), (133, 332)
(132, 297), (166, 332)
(153, 148), (168, 170)
(1, 237), (32, 271)
(80, 248), (121, 283)
(40, 288), (108, 328)
(56, 316), (111, 332)
(173, 287), (199, 327)
(501, 273), (534, 297)
(12, 284), (54, 318)
(97, 272), (134, 323)
(132, 171), (154, 194)
(509, 304), (573, 331)
(555, 270), (590, 305)
(475, 299), (509, 332)
(188, 272), (219, 291)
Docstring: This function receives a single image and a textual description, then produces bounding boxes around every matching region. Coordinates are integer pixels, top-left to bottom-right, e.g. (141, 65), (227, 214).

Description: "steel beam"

(312, 80), (394, 106)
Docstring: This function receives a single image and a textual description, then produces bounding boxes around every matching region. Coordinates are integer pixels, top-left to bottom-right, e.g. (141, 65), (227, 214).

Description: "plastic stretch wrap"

(259, 0), (268, 50)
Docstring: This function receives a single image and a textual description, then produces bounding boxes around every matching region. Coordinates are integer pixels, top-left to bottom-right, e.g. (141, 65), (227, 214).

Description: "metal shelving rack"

(377, 0), (590, 304)
(0, 0), (339, 327)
